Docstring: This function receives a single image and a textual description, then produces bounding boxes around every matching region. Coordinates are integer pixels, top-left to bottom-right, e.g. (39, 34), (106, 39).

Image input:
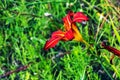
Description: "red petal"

(73, 12), (88, 23)
(62, 14), (72, 31)
(44, 37), (62, 50)
(51, 30), (65, 38)
(101, 42), (120, 57)
(64, 29), (74, 40)
(44, 30), (65, 50)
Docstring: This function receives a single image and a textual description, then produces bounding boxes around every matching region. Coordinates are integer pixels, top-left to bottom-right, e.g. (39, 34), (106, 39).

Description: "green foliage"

(0, 0), (120, 79)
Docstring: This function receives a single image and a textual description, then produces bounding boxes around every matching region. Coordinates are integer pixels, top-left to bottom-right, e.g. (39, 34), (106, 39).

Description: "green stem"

(82, 40), (94, 50)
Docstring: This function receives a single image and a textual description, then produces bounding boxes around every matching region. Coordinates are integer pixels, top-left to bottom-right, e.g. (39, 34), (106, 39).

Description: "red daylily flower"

(44, 11), (88, 50)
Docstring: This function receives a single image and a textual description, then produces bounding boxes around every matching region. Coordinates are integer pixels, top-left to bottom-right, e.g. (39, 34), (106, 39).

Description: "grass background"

(0, 0), (120, 80)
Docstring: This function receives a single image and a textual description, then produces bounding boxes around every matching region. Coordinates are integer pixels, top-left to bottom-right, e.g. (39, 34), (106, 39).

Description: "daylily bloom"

(101, 42), (120, 57)
(44, 11), (88, 50)
(101, 42), (120, 64)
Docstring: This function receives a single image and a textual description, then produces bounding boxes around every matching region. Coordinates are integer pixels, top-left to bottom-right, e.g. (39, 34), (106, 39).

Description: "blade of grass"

(101, 64), (114, 80)
(103, 55), (120, 78)
(109, 16), (120, 44)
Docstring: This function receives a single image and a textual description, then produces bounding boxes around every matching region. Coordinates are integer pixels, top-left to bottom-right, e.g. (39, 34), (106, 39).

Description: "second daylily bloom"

(101, 42), (120, 57)
(101, 42), (120, 64)
(44, 11), (88, 50)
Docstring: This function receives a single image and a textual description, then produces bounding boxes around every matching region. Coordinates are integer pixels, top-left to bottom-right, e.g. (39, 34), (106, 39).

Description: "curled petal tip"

(73, 12), (88, 23)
